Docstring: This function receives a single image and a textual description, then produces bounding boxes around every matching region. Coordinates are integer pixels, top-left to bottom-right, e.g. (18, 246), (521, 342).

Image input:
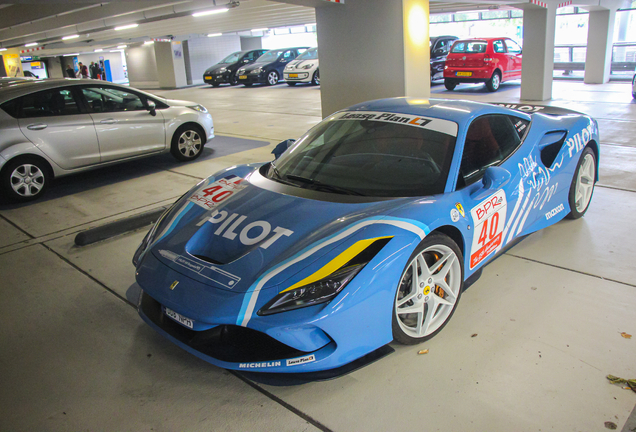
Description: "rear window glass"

(20, 89), (81, 118)
(451, 41), (487, 54)
(0, 99), (19, 118)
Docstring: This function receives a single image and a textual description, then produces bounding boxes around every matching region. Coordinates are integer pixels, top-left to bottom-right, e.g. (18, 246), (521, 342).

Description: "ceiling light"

(192, 8), (228, 17)
(208, 33), (222, 37)
(144, 40), (154, 45)
(114, 23), (139, 31)
(63, 53), (79, 57)
(117, 45), (127, 49)
(110, 50), (123, 52)
(25, 42), (38, 47)
(94, 49), (103, 52)
(62, 35), (79, 40)
(251, 28), (268, 32)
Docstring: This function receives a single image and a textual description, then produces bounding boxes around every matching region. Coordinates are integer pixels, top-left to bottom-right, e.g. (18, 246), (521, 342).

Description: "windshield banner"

(335, 111), (458, 137)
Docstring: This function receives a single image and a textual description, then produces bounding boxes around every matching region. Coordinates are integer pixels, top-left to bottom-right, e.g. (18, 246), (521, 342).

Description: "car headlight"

(251, 67), (262, 74)
(301, 63), (315, 69)
(218, 67), (227, 73)
(238, 69), (245, 75)
(188, 104), (208, 113)
(257, 236), (392, 316)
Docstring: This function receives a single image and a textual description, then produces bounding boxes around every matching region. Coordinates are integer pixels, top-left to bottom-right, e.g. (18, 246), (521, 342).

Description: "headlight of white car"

(301, 63), (315, 70)
(187, 105), (208, 113)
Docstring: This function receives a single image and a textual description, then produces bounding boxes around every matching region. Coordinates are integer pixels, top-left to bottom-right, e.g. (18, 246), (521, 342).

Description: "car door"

(431, 39), (452, 78)
(492, 39), (509, 79)
(504, 39), (523, 79)
(455, 114), (529, 271)
(79, 86), (166, 162)
(17, 87), (101, 169)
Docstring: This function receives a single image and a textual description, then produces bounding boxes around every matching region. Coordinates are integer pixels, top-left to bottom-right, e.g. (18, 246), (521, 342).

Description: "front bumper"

(284, 72), (311, 83)
(238, 72), (266, 84)
(203, 72), (231, 85)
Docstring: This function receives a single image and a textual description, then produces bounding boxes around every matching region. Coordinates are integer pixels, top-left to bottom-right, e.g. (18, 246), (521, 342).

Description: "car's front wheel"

(311, 69), (320, 86)
(566, 146), (596, 219)
(266, 71), (279, 86)
(486, 71), (501, 92)
(230, 74), (239, 86)
(444, 79), (457, 91)
(1, 156), (51, 202)
(392, 233), (464, 344)
(170, 124), (205, 161)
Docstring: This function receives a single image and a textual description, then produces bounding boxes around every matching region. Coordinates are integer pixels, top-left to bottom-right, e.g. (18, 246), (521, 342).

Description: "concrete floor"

(1, 80), (635, 431)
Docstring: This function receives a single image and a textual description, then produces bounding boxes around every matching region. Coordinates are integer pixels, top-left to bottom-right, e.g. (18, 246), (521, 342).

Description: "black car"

(237, 47), (309, 86)
(203, 49), (267, 87)
(430, 36), (458, 82)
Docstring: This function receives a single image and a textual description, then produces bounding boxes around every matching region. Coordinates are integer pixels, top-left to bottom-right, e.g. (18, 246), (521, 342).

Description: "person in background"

(89, 62), (98, 79)
(65, 64), (76, 78)
(79, 62), (89, 78)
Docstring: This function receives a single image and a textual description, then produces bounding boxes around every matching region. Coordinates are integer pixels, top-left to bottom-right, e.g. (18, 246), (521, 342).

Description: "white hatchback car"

(0, 79), (214, 201)
(283, 47), (319, 86)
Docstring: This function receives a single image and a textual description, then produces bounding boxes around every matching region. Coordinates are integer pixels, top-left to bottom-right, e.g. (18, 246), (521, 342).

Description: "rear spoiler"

(489, 102), (586, 116)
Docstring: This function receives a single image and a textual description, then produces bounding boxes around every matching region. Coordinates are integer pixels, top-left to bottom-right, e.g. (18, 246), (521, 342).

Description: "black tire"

(287, 82), (297, 86)
(444, 79), (456, 91)
(311, 69), (320, 86)
(1, 156), (51, 202)
(229, 74), (238, 86)
(243, 82), (253, 87)
(485, 71), (501, 92)
(565, 146), (596, 219)
(265, 70), (279, 86)
(170, 124), (206, 162)
(392, 232), (464, 345)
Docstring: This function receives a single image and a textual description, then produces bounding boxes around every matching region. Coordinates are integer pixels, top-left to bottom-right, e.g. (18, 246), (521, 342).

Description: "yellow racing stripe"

(280, 236), (393, 293)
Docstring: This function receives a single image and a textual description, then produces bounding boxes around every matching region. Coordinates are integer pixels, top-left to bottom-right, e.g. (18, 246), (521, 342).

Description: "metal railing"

(553, 42), (636, 74)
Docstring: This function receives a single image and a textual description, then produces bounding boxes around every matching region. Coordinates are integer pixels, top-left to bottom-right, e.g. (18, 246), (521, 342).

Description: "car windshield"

(220, 52), (242, 64)
(451, 41), (487, 53)
(268, 112), (458, 197)
(296, 47), (318, 60)
(257, 50), (284, 62)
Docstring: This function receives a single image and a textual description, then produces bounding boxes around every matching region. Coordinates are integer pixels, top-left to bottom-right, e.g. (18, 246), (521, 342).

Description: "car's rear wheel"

(566, 146), (596, 219)
(444, 79), (456, 91)
(230, 74), (238, 86)
(266, 71), (279, 86)
(311, 69), (320, 86)
(392, 233), (464, 344)
(170, 124), (205, 162)
(1, 156), (51, 202)
(486, 71), (501, 92)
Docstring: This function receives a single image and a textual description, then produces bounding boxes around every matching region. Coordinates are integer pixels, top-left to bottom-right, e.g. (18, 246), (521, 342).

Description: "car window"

(257, 50), (284, 63)
(451, 41), (487, 54)
(493, 40), (506, 53)
(458, 115), (526, 187)
(282, 50), (295, 60)
(81, 87), (145, 113)
(18, 88), (81, 118)
(505, 39), (522, 54)
(270, 115), (457, 197)
(220, 52), (241, 63)
(296, 47), (318, 60)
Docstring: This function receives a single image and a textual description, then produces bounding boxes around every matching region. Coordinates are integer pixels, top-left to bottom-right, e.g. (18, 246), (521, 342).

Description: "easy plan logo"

(338, 111), (432, 128)
(286, 354), (316, 366)
(545, 203), (564, 220)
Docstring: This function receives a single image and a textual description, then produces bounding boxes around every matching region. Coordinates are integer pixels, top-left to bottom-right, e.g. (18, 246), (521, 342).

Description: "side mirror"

(271, 139), (296, 159)
(243, 59), (250, 63)
(482, 166), (511, 190)
(147, 100), (156, 116)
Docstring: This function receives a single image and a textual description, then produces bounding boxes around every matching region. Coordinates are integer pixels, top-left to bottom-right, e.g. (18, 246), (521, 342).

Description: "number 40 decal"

(477, 212), (500, 247)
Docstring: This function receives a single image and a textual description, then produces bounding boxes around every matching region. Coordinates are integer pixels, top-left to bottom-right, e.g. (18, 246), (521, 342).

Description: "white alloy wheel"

(177, 130), (202, 158)
(267, 71), (279, 85)
(574, 152), (595, 213)
(394, 242), (462, 339)
(11, 163), (45, 197)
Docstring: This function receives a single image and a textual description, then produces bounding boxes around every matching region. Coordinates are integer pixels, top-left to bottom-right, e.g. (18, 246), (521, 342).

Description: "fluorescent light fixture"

(144, 40), (154, 45)
(63, 53), (79, 57)
(0, 48), (7, 51)
(114, 23), (138, 31)
(62, 34), (79, 40)
(94, 48), (103, 52)
(251, 28), (268, 32)
(207, 33), (222, 37)
(192, 8), (228, 17)
(110, 50), (123, 52)
(117, 45), (127, 49)
(25, 42), (38, 47)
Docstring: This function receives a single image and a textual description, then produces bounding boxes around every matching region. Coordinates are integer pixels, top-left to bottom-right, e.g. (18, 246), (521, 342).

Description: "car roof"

(453, 37), (507, 42)
(0, 78), (159, 104)
(342, 97), (531, 126)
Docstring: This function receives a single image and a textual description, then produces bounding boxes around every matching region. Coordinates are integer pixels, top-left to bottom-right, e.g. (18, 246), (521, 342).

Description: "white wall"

(262, 32), (317, 49)
(78, 51), (126, 83)
(185, 35), (241, 85)
(126, 44), (159, 88)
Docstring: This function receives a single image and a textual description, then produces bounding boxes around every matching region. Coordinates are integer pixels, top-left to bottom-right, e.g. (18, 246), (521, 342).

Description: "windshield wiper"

(285, 174), (363, 196)
(268, 162), (299, 187)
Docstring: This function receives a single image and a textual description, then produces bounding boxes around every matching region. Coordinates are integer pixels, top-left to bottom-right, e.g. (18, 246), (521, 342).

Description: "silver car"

(0, 79), (214, 201)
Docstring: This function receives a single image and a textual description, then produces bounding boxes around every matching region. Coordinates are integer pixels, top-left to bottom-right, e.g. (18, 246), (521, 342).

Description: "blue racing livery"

(134, 98), (599, 373)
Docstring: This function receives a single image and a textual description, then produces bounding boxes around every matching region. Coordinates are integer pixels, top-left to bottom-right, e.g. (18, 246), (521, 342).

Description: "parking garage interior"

(1, 1), (636, 431)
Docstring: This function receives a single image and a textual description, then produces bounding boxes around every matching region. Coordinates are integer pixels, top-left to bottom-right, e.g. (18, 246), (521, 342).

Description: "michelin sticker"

(469, 190), (507, 269)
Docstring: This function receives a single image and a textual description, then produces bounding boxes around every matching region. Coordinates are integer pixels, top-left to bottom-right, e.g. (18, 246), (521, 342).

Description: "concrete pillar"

(519, 3), (557, 101)
(154, 41), (187, 89)
(126, 44), (159, 89)
(584, 8), (617, 84)
(316, 0), (430, 117)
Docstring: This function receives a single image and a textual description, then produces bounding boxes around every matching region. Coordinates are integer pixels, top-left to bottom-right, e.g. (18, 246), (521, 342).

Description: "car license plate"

(288, 73), (298, 78)
(205, 75), (212, 79)
(164, 307), (194, 328)
(457, 72), (472, 77)
(239, 75), (247, 79)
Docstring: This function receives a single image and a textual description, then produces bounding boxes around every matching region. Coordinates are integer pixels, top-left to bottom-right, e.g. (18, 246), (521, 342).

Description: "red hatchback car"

(443, 37), (522, 92)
